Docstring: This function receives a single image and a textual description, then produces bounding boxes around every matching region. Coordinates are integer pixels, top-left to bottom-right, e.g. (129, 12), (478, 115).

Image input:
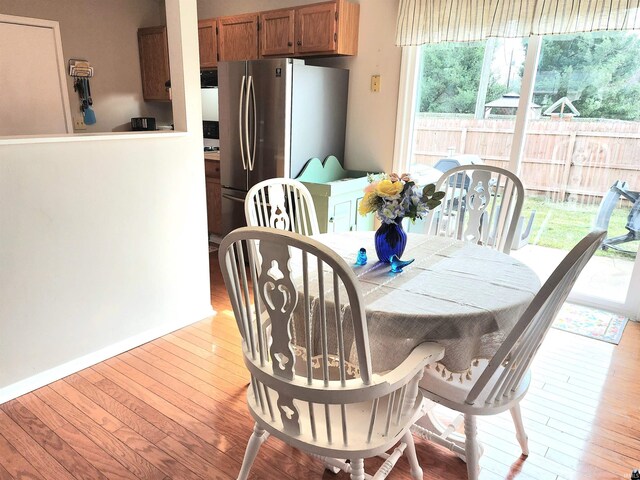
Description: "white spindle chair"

(427, 165), (525, 254)
(219, 227), (444, 480)
(415, 229), (606, 480)
(245, 178), (320, 235)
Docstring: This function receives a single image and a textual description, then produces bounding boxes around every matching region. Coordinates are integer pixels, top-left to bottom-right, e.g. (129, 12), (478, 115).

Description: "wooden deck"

(0, 254), (638, 479)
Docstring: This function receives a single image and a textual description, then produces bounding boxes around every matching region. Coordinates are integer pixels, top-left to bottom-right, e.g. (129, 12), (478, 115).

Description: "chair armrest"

(372, 342), (445, 391)
(245, 342), (444, 404)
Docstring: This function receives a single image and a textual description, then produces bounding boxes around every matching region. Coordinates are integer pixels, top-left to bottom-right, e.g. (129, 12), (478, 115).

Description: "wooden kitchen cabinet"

(296, 2), (337, 54)
(296, 0), (359, 56)
(260, 9), (295, 57)
(260, 1), (359, 58)
(198, 19), (218, 69)
(217, 13), (259, 61)
(205, 155), (222, 236)
(137, 26), (171, 101)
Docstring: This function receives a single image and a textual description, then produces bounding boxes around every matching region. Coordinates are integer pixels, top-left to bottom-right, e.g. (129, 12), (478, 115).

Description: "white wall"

(0, 0), (210, 402)
(0, 0), (173, 133)
(197, 0), (402, 174)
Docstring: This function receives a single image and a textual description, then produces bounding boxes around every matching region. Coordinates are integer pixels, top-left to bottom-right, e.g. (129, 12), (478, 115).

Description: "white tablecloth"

(311, 232), (541, 376)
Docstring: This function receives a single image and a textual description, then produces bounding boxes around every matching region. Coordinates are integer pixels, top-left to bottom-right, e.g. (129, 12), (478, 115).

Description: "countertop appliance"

(218, 58), (348, 236)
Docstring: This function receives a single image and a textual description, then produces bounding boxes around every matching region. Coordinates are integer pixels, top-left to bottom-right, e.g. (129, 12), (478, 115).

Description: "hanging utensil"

(87, 78), (93, 106)
(82, 78), (96, 125)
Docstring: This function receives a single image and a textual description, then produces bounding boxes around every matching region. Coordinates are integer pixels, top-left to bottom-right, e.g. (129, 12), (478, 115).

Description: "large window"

(397, 31), (640, 317)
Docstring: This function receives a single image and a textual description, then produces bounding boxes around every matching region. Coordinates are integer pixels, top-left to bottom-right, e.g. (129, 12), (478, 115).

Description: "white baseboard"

(0, 306), (215, 405)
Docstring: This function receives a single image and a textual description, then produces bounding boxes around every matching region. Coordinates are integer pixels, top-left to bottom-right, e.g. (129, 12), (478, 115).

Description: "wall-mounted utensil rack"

(68, 59), (93, 78)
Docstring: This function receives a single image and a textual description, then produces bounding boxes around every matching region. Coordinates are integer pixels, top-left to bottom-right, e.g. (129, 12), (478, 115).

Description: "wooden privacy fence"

(413, 116), (640, 204)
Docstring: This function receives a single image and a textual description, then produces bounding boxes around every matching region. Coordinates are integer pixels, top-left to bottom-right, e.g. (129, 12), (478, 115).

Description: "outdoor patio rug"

(552, 303), (629, 344)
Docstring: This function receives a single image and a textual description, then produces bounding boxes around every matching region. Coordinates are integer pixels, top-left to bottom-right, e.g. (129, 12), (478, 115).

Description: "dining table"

(308, 230), (542, 380)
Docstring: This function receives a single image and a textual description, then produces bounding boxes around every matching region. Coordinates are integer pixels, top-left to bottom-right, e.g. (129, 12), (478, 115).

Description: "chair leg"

(237, 423), (269, 480)
(350, 458), (365, 480)
(463, 415), (480, 480)
(510, 404), (529, 456)
(402, 431), (424, 480)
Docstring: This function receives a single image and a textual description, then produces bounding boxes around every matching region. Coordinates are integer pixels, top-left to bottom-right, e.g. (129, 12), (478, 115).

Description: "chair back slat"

(367, 398), (379, 443)
(317, 257), (330, 385)
(236, 244), (257, 360)
(341, 404), (348, 444)
(302, 252), (314, 384)
(431, 165), (525, 254)
(308, 401), (317, 440)
(247, 243), (266, 366)
(245, 178), (320, 236)
(466, 229), (606, 406)
(333, 273), (348, 386)
(324, 404), (332, 443)
(384, 391), (397, 436)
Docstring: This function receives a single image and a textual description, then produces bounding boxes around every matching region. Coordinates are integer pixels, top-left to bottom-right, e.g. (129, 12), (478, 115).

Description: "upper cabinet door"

(260, 9), (295, 57)
(137, 26), (170, 101)
(198, 19), (218, 69)
(217, 14), (259, 61)
(295, 2), (337, 54)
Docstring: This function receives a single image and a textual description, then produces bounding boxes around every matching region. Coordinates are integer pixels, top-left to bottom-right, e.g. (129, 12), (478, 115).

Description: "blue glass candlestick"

(355, 248), (367, 266)
(389, 254), (414, 273)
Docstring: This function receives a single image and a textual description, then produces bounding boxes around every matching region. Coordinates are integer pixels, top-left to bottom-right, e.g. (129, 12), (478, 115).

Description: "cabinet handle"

(328, 217), (334, 223)
(297, 40), (302, 46)
(288, 41), (293, 47)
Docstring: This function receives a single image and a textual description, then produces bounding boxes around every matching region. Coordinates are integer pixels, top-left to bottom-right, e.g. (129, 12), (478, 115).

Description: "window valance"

(396, 0), (640, 45)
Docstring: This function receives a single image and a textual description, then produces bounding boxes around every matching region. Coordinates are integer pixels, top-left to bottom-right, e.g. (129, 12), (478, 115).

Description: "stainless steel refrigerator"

(218, 58), (349, 236)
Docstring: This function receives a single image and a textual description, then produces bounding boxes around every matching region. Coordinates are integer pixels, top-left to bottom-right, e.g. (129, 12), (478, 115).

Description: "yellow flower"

(375, 179), (403, 198)
(358, 191), (377, 215)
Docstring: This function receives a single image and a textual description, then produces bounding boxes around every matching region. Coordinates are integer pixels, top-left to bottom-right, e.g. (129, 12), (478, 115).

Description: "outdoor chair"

(245, 178), (320, 235)
(426, 165), (525, 254)
(219, 227), (444, 480)
(414, 229), (606, 480)
(594, 180), (640, 254)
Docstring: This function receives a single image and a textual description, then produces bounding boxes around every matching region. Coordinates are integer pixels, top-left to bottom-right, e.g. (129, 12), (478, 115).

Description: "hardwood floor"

(1, 253), (638, 479)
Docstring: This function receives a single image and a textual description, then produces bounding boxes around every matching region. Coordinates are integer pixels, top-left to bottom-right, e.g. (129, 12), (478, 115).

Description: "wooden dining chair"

(219, 227), (444, 480)
(245, 178), (320, 235)
(427, 165), (525, 254)
(414, 229), (606, 480)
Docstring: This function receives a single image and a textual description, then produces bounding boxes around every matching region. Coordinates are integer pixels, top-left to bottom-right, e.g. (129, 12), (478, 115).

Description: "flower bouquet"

(359, 173), (444, 262)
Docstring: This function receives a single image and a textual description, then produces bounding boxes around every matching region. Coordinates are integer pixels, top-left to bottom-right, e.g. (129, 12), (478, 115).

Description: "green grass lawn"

(521, 197), (639, 258)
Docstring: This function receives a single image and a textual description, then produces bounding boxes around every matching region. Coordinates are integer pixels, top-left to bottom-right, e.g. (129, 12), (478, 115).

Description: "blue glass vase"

(374, 218), (407, 263)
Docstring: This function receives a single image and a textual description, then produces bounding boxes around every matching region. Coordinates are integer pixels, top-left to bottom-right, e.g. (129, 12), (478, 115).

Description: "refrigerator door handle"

(244, 75), (252, 172)
(222, 193), (246, 204)
(248, 75), (257, 171)
(238, 75), (247, 171)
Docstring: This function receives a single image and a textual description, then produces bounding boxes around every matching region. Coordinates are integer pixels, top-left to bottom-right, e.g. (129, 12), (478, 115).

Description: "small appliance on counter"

(131, 117), (156, 131)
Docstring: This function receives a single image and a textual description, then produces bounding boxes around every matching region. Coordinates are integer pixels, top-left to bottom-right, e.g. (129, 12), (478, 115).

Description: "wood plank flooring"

(1, 253), (639, 479)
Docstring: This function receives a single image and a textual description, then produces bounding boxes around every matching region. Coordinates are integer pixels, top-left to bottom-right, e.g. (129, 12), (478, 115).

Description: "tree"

(419, 42), (506, 114)
(534, 32), (640, 120)
(419, 32), (640, 121)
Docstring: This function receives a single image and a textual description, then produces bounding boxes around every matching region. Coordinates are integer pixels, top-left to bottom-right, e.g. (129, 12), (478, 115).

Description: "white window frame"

(393, 37), (640, 319)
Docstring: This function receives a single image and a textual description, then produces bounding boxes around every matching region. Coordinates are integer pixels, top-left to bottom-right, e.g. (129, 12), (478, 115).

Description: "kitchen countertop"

(204, 151), (220, 161)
